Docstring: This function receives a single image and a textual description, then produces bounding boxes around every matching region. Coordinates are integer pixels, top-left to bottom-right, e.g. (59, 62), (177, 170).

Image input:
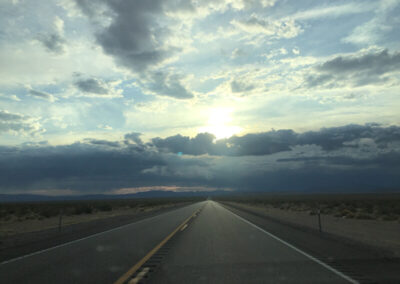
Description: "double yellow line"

(114, 208), (201, 284)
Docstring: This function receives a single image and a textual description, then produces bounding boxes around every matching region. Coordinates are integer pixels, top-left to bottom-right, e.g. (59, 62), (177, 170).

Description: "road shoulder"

(221, 201), (400, 283)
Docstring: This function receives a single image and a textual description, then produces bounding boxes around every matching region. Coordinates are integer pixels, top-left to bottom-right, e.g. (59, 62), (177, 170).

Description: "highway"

(1, 201), (356, 283)
(0, 202), (205, 284)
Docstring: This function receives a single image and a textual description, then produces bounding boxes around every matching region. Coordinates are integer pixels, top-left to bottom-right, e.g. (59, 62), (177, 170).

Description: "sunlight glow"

(199, 108), (242, 140)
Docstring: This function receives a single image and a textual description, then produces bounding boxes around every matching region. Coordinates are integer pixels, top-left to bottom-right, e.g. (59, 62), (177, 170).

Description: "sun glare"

(199, 108), (242, 140)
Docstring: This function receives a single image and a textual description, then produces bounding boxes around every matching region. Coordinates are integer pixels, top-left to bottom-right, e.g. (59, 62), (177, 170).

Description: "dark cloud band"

(0, 124), (399, 193)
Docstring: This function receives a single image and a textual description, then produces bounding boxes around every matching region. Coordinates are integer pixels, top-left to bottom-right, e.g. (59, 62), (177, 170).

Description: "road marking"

(114, 208), (200, 284)
(0, 204), (201, 266)
(219, 202), (358, 284)
(128, 267), (150, 284)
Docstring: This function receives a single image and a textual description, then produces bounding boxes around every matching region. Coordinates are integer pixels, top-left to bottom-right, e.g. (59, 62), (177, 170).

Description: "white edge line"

(218, 202), (359, 284)
(0, 202), (203, 266)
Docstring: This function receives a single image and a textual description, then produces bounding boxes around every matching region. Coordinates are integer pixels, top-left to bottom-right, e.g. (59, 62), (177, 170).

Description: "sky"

(0, 0), (399, 195)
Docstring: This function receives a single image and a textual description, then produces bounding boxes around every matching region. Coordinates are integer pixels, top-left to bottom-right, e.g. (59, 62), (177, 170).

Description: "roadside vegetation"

(0, 197), (203, 223)
(215, 194), (400, 221)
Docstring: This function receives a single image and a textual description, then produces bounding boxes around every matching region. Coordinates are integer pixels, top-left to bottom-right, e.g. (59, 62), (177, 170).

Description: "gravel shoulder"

(221, 201), (400, 283)
(224, 201), (400, 257)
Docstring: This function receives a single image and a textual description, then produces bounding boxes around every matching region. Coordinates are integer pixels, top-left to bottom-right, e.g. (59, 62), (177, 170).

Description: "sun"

(198, 108), (242, 140)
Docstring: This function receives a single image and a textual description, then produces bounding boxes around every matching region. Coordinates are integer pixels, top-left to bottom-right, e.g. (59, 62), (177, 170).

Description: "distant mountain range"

(0, 190), (232, 203)
(1, 188), (398, 203)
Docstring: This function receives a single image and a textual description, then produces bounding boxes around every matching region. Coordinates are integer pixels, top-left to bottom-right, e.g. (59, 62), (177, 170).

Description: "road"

(0, 202), (205, 284)
(147, 201), (353, 283)
(1, 201), (356, 284)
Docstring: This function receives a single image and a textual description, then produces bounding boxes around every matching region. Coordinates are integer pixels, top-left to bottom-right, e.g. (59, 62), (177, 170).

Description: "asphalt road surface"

(1, 201), (357, 284)
(148, 201), (353, 283)
(1, 202), (205, 284)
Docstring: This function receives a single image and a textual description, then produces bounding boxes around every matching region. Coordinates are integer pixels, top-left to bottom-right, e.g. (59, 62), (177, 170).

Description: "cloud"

(124, 132), (143, 145)
(318, 49), (400, 75)
(28, 89), (56, 102)
(97, 124), (112, 130)
(37, 33), (66, 54)
(84, 138), (120, 148)
(342, 0), (399, 45)
(227, 0), (276, 10)
(231, 14), (302, 39)
(213, 70), (264, 97)
(304, 49), (400, 88)
(0, 110), (44, 136)
(152, 133), (215, 155)
(263, 48), (288, 59)
(139, 70), (194, 99)
(230, 78), (256, 94)
(75, 0), (196, 99)
(73, 77), (123, 98)
(0, 93), (20, 101)
(291, 2), (373, 21)
(76, 0), (176, 73)
(231, 48), (245, 59)
(36, 16), (66, 55)
(151, 124), (400, 156)
(0, 123), (399, 193)
(75, 78), (108, 94)
(0, 141), (165, 192)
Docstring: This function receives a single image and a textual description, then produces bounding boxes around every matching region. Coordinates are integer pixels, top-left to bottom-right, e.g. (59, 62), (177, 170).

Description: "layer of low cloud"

(0, 123), (399, 193)
(152, 124), (400, 156)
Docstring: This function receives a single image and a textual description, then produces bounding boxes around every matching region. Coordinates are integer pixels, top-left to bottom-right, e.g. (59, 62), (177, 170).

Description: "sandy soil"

(227, 201), (400, 257)
(0, 204), (176, 237)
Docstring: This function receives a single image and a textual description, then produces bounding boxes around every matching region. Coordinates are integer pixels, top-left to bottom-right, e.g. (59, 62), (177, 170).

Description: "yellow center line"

(113, 208), (201, 284)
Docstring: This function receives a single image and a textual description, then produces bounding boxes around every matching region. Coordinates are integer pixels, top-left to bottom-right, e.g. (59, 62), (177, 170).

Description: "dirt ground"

(227, 201), (400, 257)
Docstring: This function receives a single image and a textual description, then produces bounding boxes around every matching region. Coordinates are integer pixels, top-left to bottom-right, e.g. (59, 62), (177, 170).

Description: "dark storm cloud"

(0, 142), (164, 191)
(1, 124), (399, 193)
(84, 139), (121, 148)
(76, 0), (173, 73)
(152, 124), (400, 156)
(75, 0), (195, 99)
(276, 151), (400, 167)
(37, 33), (66, 54)
(151, 130), (295, 156)
(152, 133), (215, 155)
(305, 49), (400, 88)
(297, 124), (400, 150)
(124, 132), (143, 145)
(74, 78), (109, 95)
